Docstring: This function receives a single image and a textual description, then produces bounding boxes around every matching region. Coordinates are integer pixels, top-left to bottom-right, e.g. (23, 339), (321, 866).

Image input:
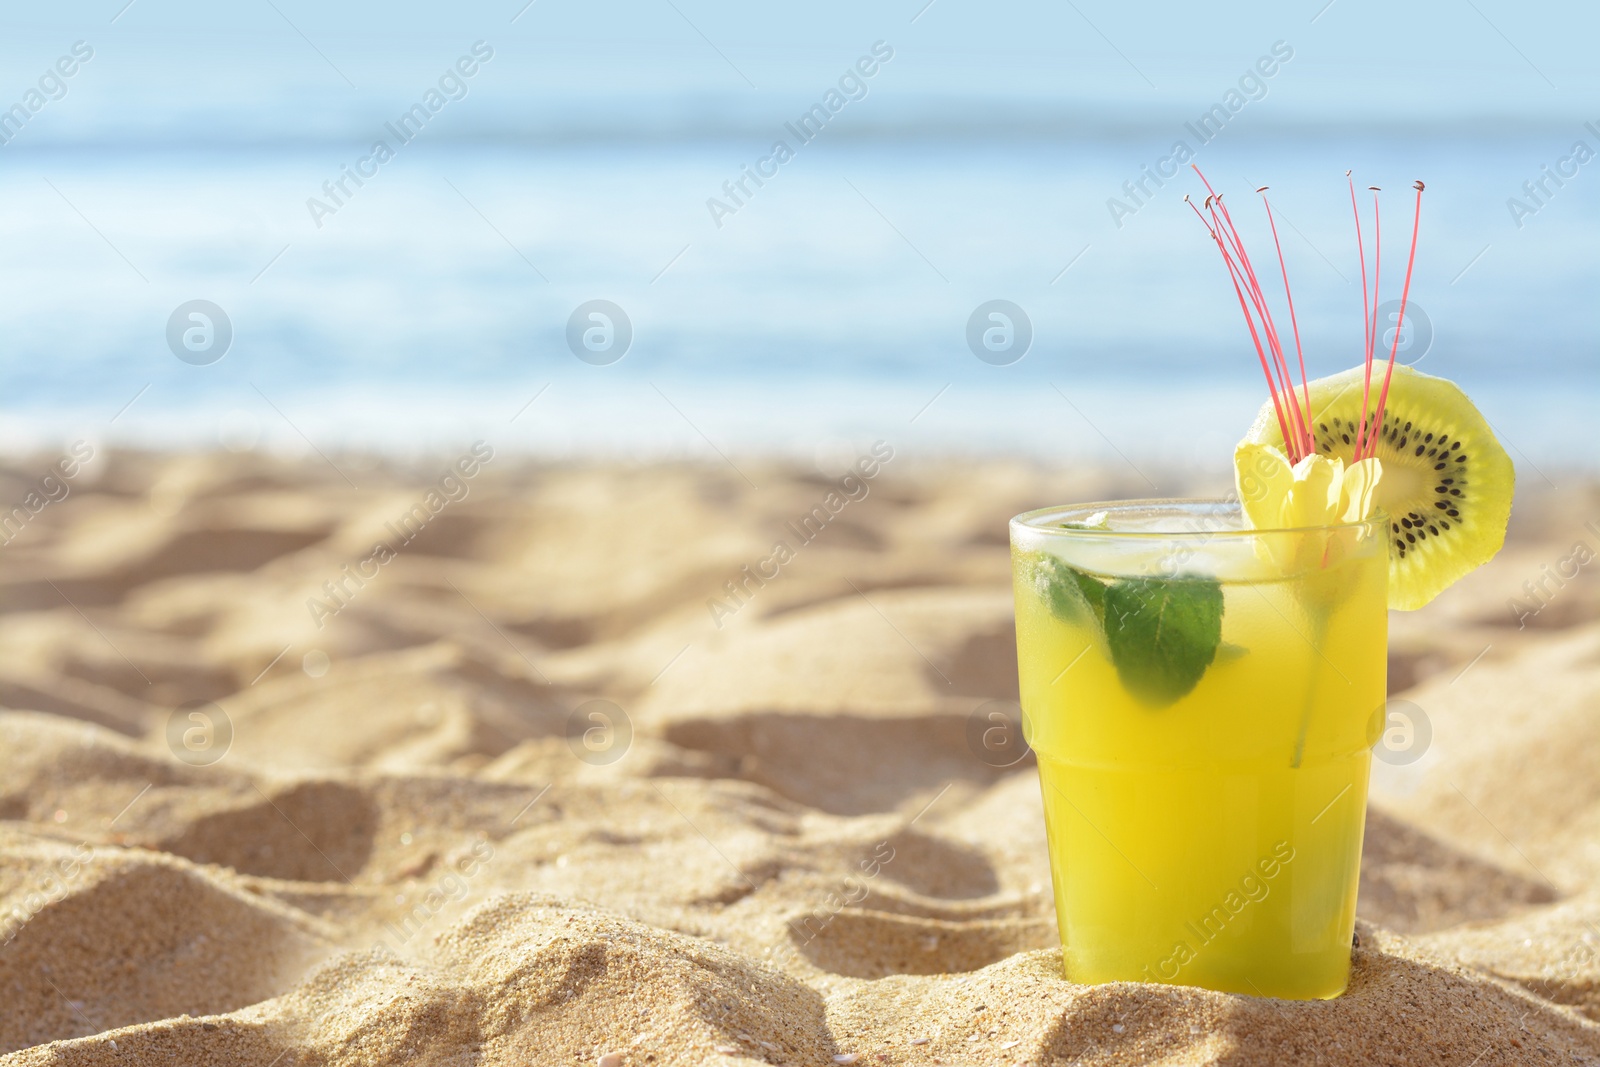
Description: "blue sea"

(1, 6), (1596, 473)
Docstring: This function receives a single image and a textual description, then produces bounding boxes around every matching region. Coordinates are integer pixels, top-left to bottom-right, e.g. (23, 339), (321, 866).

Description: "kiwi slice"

(1242, 364), (1514, 610)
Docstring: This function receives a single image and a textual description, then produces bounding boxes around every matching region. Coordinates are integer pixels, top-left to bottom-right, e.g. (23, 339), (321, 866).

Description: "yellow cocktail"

(1011, 500), (1386, 1000)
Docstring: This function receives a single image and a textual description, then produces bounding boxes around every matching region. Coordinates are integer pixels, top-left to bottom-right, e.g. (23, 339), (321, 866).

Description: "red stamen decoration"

(1190, 166), (1312, 461)
(1259, 187), (1312, 452)
(1209, 191), (1299, 451)
(1188, 193), (1295, 452)
(1213, 191), (1310, 454)
(1365, 180), (1425, 460)
(1349, 172), (1374, 461)
(1362, 187), (1383, 458)
(1191, 169), (1425, 466)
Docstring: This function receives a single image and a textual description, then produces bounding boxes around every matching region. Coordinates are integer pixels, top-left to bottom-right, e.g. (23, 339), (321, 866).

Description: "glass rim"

(1010, 497), (1383, 540)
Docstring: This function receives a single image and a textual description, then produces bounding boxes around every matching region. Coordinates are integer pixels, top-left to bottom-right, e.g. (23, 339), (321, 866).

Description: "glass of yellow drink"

(1010, 499), (1387, 1000)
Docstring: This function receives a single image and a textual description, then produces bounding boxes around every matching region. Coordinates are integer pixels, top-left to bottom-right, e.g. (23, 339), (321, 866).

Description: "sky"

(0, 0), (1593, 139)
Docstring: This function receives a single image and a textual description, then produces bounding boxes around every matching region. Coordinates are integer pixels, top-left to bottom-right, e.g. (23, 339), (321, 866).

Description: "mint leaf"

(1028, 553), (1106, 627)
(1102, 577), (1224, 706)
(1024, 554), (1226, 707)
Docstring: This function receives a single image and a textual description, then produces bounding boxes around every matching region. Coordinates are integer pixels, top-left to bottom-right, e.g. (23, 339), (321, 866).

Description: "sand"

(0, 448), (1596, 1066)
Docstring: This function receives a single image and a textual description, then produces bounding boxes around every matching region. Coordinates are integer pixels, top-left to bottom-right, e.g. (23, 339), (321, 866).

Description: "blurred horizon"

(1, 0), (1595, 472)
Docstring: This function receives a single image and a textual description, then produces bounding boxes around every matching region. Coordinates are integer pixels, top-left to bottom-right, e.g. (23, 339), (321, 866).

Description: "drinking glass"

(1010, 499), (1386, 999)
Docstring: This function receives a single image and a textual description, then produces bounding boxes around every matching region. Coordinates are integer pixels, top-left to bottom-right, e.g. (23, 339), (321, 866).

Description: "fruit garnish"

(1191, 165), (1513, 609)
(1244, 365), (1514, 610)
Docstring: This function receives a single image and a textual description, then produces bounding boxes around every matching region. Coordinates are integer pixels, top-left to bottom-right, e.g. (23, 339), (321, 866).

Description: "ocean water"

(1, 90), (1595, 474)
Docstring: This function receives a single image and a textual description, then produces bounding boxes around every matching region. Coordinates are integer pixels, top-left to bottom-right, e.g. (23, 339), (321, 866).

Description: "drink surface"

(1012, 509), (1386, 1000)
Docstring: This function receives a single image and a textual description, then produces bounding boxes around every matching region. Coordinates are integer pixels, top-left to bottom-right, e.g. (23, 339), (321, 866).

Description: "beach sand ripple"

(0, 453), (1595, 1066)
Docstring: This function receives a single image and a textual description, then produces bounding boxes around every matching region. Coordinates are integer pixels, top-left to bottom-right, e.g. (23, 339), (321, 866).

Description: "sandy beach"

(0, 446), (1596, 1066)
